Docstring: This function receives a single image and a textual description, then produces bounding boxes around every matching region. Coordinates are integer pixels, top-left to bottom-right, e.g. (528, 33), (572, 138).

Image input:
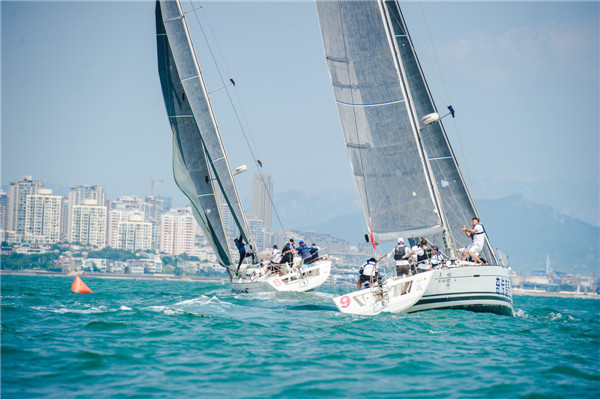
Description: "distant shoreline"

(0, 270), (228, 283)
(512, 288), (600, 300)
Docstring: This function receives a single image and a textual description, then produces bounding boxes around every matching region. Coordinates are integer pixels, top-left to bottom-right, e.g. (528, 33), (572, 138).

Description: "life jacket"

(359, 261), (377, 276)
(431, 253), (444, 265)
(417, 247), (431, 263)
(470, 224), (485, 240)
(393, 245), (406, 260)
(297, 244), (311, 259)
(235, 240), (245, 253)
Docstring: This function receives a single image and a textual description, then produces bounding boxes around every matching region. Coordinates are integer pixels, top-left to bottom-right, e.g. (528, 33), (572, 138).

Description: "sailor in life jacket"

(430, 246), (446, 269)
(357, 258), (379, 290)
(458, 217), (485, 263)
(388, 237), (411, 277)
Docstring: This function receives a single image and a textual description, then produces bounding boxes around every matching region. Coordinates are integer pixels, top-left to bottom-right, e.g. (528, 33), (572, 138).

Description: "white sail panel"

(316, 0), (442, 241)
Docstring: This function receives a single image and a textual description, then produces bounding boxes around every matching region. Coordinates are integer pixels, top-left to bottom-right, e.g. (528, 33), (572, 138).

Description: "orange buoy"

(71, 276), (93, 293)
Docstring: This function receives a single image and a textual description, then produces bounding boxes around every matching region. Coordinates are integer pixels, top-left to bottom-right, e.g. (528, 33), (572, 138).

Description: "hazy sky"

(2, 1), (599, 217)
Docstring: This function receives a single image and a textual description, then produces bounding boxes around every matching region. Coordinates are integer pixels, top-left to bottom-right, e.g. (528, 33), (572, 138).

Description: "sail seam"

(180, 75), (199, 82)
(336, 99), (406, 107)
(163, 15), (184, 23)
(428, 155), (453, 160)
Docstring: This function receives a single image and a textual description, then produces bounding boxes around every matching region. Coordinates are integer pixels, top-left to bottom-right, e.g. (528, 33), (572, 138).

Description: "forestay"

(156, 0), (255, 272)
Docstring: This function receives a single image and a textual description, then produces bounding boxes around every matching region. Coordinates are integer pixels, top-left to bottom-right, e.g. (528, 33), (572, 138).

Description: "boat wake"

(144, 295), (233, 317)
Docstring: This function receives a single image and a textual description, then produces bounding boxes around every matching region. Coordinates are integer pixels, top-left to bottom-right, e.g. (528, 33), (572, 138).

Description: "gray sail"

(316, 0), (443, 242)
(316, 0), (495, 262)
(156, 0), (254, 272)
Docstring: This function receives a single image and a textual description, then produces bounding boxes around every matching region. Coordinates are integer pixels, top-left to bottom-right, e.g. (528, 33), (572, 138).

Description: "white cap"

(397, 237), (404, 243)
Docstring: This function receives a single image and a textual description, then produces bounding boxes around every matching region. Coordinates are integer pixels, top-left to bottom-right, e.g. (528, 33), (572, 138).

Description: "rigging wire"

(417, 1), (472, 186)
(187, 0), (288, 236)
(191, 1), (262, 159)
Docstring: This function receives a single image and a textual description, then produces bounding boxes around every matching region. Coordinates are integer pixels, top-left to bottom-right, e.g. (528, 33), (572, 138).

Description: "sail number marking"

(340, 295), (351, 308)
(273, 279), (281, 287)
(496, 277), (512, 298)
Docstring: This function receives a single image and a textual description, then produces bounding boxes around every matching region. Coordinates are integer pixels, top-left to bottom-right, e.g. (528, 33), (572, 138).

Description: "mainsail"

(316, 0), (496, 262)
(156, 0), (255, 273)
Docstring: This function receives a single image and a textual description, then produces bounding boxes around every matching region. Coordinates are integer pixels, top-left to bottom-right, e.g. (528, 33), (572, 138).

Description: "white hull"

(409, 265), (513, 315)
(333, 264), (513, 316)
(231, 260), (331, 294)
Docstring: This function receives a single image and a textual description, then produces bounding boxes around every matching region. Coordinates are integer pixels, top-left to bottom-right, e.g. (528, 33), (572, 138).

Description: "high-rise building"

(252, 174), (273, 231)
(160, 208), (196, 256)
(24, 188), (62, 244)
(70, 200), (108, 248)
(115, 214), (152, 252)
(107, 197), (145, 249)
(143, 196), (166, 221)
(248, 218), (265, 253)
(219, 203), (237, 238)
(0, 190), (8, 232)
(8, 175), (43, 236)
(67, 185), (106, 240)
(68, 185), (105, 207)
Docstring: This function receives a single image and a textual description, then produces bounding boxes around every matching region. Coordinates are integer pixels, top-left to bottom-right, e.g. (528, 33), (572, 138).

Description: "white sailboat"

(316, 0), (513, 315)
(155, 0), (331, 293)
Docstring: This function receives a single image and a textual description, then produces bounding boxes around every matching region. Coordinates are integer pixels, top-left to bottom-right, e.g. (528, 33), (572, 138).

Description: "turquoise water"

(2, 275), (598, 398)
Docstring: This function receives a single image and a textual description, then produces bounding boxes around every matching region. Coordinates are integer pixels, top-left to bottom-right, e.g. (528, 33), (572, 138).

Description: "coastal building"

(248, 217), (265, 253)
(7, 175), (43, 237)
(144, 196), (166, 250)
(114, 214), (152, 252)
(83, 258), (107, 272)
(160, 208), (196, 256)
(107, 197), (147, 249)
(66, 185), (106, 240)
(194, 245), (218, 262)
(0, 190), (8, 232)
(129, 258), (162, 274)
(178, 260), (221, 274)
(143, 196), (166, 221)
(109, 261), (127, 274)
(252, 173), (273, 231)
(23, 188), (62, 244)
(219, 203), (236, 238)
(69, 200), (108, 248)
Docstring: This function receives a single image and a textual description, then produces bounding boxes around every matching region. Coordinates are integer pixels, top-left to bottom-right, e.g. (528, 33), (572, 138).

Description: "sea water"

(1, 275), (598, 398)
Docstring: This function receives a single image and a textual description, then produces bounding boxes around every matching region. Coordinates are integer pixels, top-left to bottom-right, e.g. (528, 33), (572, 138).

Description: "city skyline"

(1, 174), (363, 256)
